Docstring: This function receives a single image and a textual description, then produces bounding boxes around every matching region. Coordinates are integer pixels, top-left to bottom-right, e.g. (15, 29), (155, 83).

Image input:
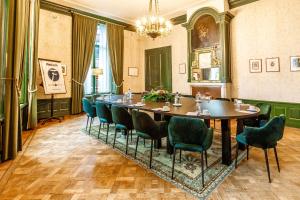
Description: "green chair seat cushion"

(135, 131), (152, 139)
(236, 132), (247, 145)
(174, 143), (204, 152)
(116, 124), (128, 130)
(100, 118), (108, 123)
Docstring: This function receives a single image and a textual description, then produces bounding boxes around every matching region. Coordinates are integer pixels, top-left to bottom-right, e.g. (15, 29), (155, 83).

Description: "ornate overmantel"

(183, 7), (234, 98)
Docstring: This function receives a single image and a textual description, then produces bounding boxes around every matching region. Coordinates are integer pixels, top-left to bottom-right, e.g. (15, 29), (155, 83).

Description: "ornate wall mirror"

(184, 7), (233, 83)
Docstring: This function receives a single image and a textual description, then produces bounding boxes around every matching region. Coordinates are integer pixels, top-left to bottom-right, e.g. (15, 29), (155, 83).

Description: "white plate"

(246, 109), (257, 112)
(134, 104), (145, 107)
(173, 103), (182, 107)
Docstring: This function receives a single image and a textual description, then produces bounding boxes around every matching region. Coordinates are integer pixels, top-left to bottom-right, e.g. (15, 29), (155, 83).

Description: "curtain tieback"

(72, 79), (84, 86)
(28, 88), (38, 93)
(115, 80), (124, 88)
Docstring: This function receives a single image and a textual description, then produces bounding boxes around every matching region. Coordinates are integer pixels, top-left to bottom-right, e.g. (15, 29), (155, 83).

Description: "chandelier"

(135, 0), (172, 39)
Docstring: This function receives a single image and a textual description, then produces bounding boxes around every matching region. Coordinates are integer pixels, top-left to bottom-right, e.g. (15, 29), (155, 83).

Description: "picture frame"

(179, 63), (186, 74)
(249, 59), (262, 73)
(61, 64), (67, 75)
(128, 67), (138, 76)
(266, 57), (280, 72)
(290, 56), (300, 72)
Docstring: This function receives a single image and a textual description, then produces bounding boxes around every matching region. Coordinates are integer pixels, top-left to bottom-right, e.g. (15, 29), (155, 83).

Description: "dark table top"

(96, 94), (259, 120)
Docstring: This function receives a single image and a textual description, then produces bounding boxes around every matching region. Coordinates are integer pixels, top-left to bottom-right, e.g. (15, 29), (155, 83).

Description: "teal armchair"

(132, 110), (168, 168)
(235, 115), (286, 183)
(82, 97), (96, 134)
(111, 105), (134, 154)
(243, 103), (272, 127)
(95, 102), (113, 143)
(168, 116), (214, 187)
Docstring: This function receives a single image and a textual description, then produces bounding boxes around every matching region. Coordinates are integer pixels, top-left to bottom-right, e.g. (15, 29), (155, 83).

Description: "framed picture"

(128, 67), (138, 76)
(290, 56), (300, 72)
(179, 63), (186, 74)
(39, 59), (66, 94)
(249, 59), (262, 73)
(61, 64), (67, 75)
(266, 57), (280, 72)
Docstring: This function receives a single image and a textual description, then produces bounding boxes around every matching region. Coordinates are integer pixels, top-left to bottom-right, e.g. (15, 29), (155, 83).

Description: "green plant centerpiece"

(143, 89), (174, 102)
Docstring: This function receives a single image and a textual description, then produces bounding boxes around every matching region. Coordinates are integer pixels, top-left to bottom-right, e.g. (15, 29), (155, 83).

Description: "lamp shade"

(92, 68), (103, 76)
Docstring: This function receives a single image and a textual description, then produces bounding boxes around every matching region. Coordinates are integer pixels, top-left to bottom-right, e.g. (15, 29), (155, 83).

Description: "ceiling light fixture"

(135, 0), (172, 39)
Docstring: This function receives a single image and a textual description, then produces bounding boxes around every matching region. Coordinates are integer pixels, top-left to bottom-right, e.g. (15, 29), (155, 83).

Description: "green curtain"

(107, 23), (124, 94)
(27, 0), (40, 129)
(3, 0), (30, 161)
(71, 14), (98, 114)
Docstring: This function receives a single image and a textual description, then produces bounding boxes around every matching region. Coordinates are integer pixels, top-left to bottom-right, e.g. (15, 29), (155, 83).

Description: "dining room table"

(96, 94), (260, 166)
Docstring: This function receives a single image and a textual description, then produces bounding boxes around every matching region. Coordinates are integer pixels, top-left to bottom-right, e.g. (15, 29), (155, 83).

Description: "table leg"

(221, 119), (232, 166)
(154, 113), (162, 149)
(236, 119), (246, 150)
(204, 119), (210, 128)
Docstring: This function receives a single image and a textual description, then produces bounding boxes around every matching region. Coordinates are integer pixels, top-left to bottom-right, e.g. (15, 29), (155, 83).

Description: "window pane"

(84, 23), (111, 95)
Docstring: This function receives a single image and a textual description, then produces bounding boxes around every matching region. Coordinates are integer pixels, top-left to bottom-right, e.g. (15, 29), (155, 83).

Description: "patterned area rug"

(83, 124), (245, 200)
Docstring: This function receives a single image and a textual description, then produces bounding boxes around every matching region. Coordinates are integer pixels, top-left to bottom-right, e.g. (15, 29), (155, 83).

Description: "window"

(84, 23), (112, 94)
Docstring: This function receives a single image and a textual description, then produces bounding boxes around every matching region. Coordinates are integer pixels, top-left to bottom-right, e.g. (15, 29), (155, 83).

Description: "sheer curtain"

(84, 24), (111, 94)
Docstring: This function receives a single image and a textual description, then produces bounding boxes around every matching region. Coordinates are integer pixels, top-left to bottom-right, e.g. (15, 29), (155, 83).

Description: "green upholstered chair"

(82, 97), (97, 134)
(111, 105), (134, 154)
(131, 110), (168, 168)
(243, 103), (272, 127)
(95, 102), (113, 143)
(168, 116), (214, 187)
(235, 115), (286, 183)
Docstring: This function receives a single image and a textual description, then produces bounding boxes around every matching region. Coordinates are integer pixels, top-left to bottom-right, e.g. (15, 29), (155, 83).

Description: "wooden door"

(145, 46), (172, 92)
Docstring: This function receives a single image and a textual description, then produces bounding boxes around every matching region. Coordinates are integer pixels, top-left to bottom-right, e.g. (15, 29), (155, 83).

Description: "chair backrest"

(257, 103), (272, 121)
(132, 110), (161, 138)
(111, 105), (133, 130)
(168, 116), (213, 150)
(246, 114), (286, 148)
(82, 98), (95, 117)
(95, 102), (113, 123)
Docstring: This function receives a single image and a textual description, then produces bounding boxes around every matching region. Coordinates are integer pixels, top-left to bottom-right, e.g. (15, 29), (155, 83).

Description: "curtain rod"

(70, 10), (126, 28)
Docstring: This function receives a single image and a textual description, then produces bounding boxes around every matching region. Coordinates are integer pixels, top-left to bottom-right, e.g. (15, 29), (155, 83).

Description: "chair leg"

(171, 147), (176, 179)
(105, 124), (109, 143)
(264, 149), (272, 183)
(86, 117), (89, 131)
(201, 152), (205, 188)
(205, 150), (208, 168)
(274, 147), (280, 173)
(247, 145), (249, 160)
(126, 130), (129, 155)
(179, 150), (182, 163)
(89, 117), (93, 135)
(144, 139), (146, 147)
(135, 136), (139, 159)
(130, 130), (133, 142)
(98, 122), (102, 139)
(150, 139), (154, 169)
(113, 129), (117, 148)
(235, 143), (239, 169)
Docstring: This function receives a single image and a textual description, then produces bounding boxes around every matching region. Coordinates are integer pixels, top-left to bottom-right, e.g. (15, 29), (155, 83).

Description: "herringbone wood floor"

(0, 115), (299, 200)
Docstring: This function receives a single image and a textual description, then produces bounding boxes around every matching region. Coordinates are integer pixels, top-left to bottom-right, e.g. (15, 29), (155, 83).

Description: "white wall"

(231, 0), (300, 103)
(38, 9), (72, 99)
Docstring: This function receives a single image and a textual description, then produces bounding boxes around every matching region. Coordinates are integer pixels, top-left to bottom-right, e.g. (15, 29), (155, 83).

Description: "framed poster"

(61, 64), (67, 75)
(179, 63), (186, 74)
(39, 59), (66, 94)
(266, 57), (280, 72)
(249, 59), (262, 73)
(290, 56), (300, 72)
(128, 67), (138, 76)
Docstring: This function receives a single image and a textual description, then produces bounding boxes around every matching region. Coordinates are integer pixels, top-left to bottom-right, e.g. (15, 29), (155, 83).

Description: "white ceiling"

(49, 0), (208, 23)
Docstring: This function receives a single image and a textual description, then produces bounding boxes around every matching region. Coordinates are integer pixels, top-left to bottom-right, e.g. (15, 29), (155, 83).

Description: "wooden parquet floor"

(0, 115), (299, 200)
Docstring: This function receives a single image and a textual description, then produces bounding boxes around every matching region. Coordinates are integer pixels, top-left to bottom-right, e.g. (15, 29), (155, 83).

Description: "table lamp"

(92, 68), (103, 94)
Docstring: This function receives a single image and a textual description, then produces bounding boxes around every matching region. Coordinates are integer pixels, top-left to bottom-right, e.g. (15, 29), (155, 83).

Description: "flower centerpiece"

(143, 89), (174, 102)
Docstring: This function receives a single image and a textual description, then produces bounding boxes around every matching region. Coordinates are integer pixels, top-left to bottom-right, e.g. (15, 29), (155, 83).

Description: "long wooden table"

(96, 94), (259, 166)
